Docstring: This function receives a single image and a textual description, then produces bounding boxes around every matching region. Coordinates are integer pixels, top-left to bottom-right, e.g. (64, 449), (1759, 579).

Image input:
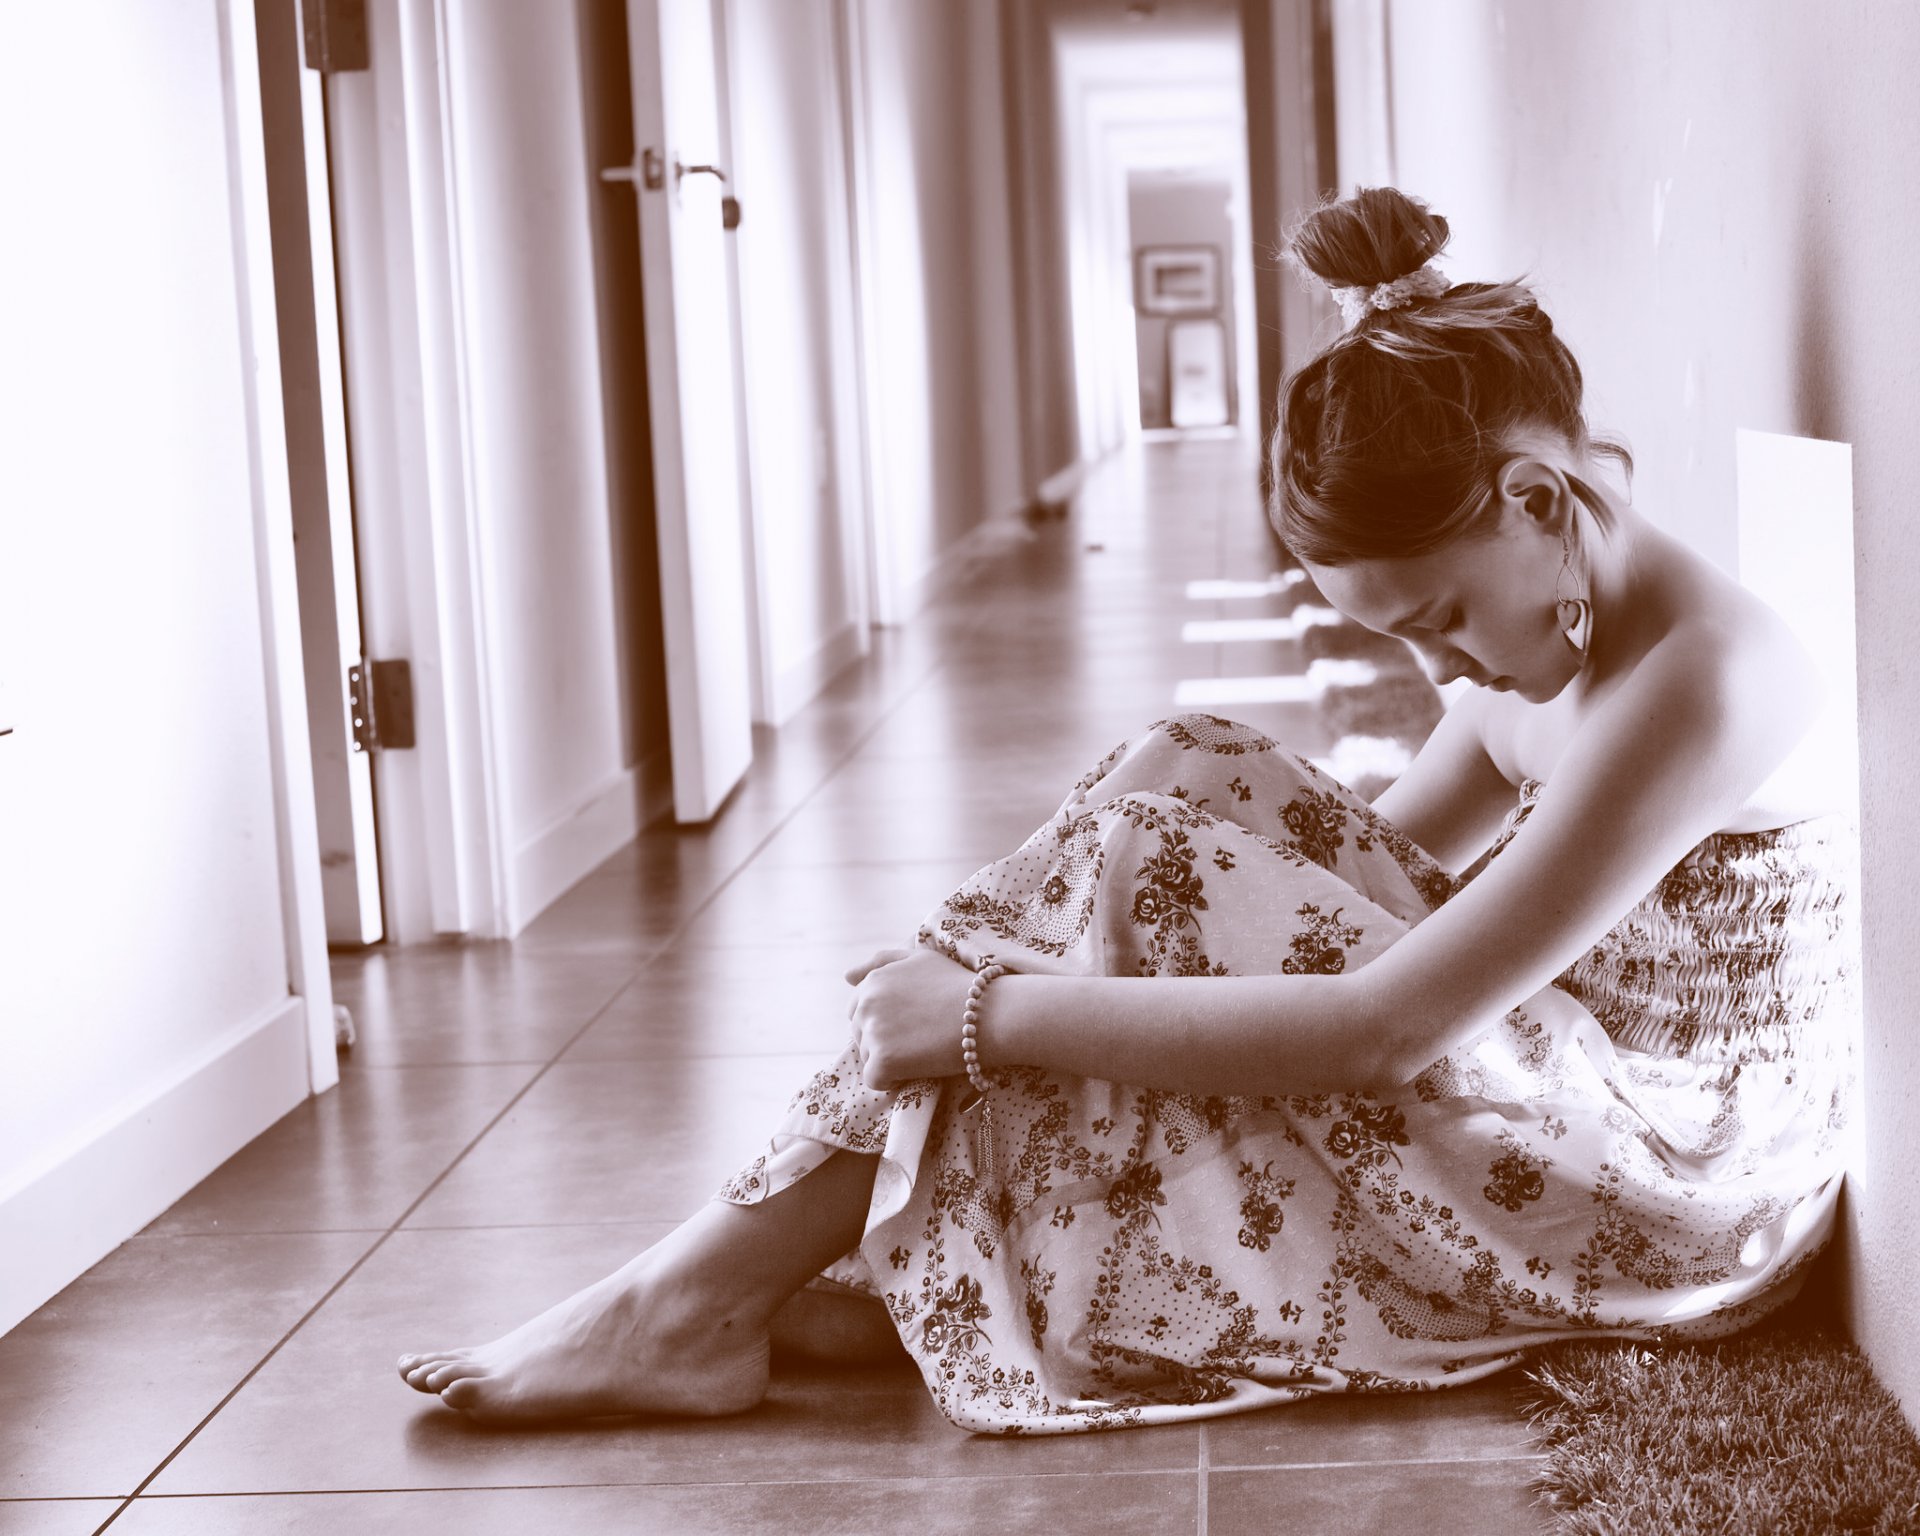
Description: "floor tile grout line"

(110, 1465), (1203, 1500)
(1206, 1452), (1550, 1472)
(94, 596), (996, 1531)
(1197, 1420), (1209, 1536)
(128, 1226), (398, 1239)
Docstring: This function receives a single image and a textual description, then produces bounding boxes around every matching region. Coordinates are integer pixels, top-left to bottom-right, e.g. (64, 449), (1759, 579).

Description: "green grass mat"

(1519, 1319), (1920, 1534)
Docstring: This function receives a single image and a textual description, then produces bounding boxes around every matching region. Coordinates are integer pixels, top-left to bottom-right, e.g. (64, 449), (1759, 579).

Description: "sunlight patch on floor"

(1173, 657), (1378, 706)
(1184, 570), (1305, 601)
(1309, 734), (1414, 785)
(1180, 605), (1342, 644)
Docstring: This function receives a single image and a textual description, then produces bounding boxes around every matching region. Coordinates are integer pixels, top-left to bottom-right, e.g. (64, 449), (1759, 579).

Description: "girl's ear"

(1496, 456), (1572, 531)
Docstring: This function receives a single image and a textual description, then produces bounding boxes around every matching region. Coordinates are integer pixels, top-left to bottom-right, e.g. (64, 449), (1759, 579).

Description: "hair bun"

(1289, 187), (1450, 289)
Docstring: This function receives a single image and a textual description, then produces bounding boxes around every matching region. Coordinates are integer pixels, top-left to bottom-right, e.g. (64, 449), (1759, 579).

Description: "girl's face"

(1304, 500), (1583, 704)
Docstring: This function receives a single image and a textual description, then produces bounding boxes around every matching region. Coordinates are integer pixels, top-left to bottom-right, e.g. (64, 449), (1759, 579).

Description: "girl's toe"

(424, 1359), (482, 1392)
(404, 1353), (464, 1390)
(440, 1376), (487, 1412)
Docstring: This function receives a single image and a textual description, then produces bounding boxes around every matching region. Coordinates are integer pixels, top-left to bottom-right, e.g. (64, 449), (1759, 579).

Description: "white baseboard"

(509, 761), (652, 933)
(0, 996), (311, 1337)
(768, 618), (867, 727)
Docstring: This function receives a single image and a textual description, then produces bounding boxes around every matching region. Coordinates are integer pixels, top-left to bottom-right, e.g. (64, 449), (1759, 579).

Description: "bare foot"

(396, 1257), (770, 1422)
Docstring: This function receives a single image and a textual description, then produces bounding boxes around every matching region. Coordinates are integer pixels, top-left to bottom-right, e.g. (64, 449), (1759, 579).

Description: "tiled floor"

(0, 440), (1546, 1533)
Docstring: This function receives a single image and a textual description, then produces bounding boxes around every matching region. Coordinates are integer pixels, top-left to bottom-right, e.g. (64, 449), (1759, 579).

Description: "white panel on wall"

(1735, 429), (1859, 816)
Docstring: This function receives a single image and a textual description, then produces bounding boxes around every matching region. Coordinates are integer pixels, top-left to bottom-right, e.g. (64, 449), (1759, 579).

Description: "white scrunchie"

(1329, 264), (1450, 328)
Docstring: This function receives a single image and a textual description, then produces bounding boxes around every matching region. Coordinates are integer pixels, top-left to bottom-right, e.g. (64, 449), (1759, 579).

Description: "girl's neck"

(1581, 500), (1680, 674)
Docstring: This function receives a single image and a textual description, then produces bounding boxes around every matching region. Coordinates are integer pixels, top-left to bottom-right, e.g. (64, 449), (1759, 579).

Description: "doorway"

(1051, 11), (1261, 459)
(271, 0), (687, 946)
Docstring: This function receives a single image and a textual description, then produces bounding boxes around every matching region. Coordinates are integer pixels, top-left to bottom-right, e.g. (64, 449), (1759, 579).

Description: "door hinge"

(303, 0), (370, 73)
(348, 659), (416, 753)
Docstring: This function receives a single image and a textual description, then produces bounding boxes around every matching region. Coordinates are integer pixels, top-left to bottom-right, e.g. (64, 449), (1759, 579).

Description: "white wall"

(727, 0), (866, 723)
(0, 1), (317, 1333)
(1377, 0), (1920, 1422)
(444, 1), (654, 929)
(853, 0), (1025, 616)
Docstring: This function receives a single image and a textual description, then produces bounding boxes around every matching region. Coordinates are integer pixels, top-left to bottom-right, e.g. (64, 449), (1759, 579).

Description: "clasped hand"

(844, 945), (980, 1091)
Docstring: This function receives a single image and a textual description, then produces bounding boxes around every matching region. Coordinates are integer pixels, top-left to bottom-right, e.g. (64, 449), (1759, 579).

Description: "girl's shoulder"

(1483, 569), (1824, 821)
(1666, 583), (1842, 829)
(1649, 570), (1823, 733)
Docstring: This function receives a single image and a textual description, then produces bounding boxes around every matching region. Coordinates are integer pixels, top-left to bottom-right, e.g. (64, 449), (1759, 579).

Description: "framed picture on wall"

(1136, 245), (1220, 315)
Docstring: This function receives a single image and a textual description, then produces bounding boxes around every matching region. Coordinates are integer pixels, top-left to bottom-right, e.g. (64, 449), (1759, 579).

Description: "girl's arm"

(976, 619), (1820, 1097)
(1366, 684), (1515, 872)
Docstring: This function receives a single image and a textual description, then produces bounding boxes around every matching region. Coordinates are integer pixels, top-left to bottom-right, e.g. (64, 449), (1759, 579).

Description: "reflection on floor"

(0, 439), (1546, 1534)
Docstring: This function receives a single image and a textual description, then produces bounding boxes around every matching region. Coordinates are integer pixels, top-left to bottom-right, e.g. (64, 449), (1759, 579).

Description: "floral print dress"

(719, 715), (1859, 1434)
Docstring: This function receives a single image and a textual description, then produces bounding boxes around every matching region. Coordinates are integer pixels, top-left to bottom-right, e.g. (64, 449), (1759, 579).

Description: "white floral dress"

(720, 715), (1858, 1434)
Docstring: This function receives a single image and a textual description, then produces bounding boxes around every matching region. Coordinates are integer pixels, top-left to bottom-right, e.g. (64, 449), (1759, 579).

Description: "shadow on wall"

(1787, 185), (1841, 450)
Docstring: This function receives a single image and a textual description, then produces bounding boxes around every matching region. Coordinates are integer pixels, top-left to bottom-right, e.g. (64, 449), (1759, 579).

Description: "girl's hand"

(847, 948), (980, 1091)
(843, 947), (912, 987)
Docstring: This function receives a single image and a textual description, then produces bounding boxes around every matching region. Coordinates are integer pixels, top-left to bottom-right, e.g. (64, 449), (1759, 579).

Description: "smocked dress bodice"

(1495, 778), (1860, 1065)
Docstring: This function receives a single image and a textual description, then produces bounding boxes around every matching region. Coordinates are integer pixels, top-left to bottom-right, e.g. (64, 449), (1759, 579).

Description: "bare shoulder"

(1647, 574), (1821, 740)
(1665, 581), (1834, 826)
(1583, 577), (1826, 830)
(1670, 576), (1819, 697)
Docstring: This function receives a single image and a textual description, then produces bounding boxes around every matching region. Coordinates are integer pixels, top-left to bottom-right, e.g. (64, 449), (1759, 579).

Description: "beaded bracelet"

(960, 958), (1006, 1183)
(960, 959), (1005, 1099)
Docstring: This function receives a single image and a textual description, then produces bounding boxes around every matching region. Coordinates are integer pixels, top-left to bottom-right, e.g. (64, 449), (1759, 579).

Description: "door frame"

(258, 0), (385, 948)
(225, 0), (339, 1089)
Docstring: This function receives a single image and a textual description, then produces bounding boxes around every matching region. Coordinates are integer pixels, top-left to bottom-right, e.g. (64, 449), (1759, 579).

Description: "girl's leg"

(397, 1150), (881, 1421)
(768, 1281), (909, 1365)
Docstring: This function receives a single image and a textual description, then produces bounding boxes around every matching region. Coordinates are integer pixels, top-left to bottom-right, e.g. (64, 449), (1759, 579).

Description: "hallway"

(0, 441), (1546, 1533)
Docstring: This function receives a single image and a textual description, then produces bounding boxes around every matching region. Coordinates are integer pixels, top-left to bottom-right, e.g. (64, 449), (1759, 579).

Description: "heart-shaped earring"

(1556, 532), (1592, 657)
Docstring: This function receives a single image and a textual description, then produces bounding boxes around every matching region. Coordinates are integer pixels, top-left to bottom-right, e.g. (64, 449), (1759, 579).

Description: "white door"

(612, 0), (755, 823)
(1168, 318), (1230, 429)
(258, 0), (383, 945)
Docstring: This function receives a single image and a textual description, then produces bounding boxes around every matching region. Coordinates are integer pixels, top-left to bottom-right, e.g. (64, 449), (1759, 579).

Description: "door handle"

(678, 163), (741, 230)
(600, 146), (668, 191)
(600, 152), (740, 230)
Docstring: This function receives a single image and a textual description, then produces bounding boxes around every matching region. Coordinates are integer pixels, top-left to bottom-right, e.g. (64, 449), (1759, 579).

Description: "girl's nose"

(1414, 641), (1470, 688)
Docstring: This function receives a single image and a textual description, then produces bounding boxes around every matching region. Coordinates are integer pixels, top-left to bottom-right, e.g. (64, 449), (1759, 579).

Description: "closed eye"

(1435, 608), (1463, 636)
